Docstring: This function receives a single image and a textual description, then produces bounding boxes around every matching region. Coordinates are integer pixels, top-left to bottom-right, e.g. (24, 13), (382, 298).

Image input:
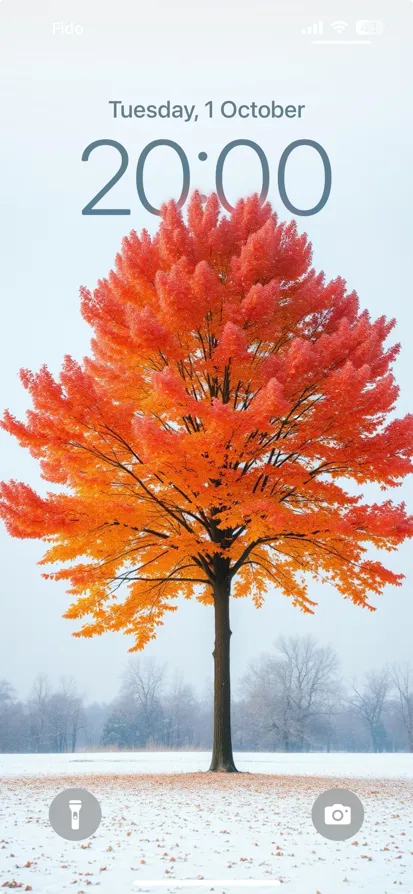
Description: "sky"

(0, 0), (412, 703)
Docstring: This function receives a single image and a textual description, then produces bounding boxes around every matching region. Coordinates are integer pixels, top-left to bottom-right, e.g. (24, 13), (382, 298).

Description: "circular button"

(49, 788), (102, 840)
(311, 787), (364, 841)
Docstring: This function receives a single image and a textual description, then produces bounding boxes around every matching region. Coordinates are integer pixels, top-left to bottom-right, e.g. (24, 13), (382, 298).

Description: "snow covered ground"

(1, 752), (412, 894)
(1, 751), (413, 780)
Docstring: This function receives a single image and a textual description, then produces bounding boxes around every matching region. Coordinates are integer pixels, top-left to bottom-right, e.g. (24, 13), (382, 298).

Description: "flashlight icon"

(69, 799), (82, 831)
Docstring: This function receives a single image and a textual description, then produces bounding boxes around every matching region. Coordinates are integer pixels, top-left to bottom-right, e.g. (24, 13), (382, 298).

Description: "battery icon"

(356, 20), (384, 35)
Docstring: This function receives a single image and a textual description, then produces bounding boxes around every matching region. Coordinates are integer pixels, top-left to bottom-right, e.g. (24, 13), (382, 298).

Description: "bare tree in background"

(390, 663), (413, 752)
(163, 672), (198, 748)
(46, 677), (85, 753)
(0, 680), (26, 752)
(277, 636), (340, 750)
(123, 659), (165, 743)
(241, 636), (340, 751)
(0, 680), (13, 703)
(28, 674), (51, 752)
(351, 670), (390, 752)
(2, 641), (413, 754)
(102, 658), (166, 747)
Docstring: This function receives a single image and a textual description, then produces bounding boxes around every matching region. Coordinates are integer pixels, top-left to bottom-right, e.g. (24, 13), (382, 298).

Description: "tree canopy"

(1, 193), (413, 652)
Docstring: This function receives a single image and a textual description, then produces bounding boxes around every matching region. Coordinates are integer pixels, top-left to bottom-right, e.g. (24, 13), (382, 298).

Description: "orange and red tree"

(1, 194), (413, 771)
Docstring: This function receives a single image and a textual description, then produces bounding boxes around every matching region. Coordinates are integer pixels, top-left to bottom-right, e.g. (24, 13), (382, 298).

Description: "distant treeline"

(1, 636), (412, 754)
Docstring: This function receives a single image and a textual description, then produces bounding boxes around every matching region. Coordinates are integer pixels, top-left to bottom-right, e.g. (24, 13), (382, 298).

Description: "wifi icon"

(331, 20), (349, 34)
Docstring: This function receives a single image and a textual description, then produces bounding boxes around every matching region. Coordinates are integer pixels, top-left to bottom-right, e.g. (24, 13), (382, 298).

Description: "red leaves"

(127, 305), (179, 357)
(247, 378), (290, 425)
(232, 218), (312, 291)
(191, 260), (222, 314)
(241, 281), (281, 326)
(1, 192), (412, 647)
(213, 322), (250, 365)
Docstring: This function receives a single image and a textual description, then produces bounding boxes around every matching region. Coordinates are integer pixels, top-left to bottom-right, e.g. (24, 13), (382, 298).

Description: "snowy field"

(1, 752), (413, 894)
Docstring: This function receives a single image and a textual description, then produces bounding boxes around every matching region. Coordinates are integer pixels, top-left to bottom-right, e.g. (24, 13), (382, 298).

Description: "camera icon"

(324, 804), (352, 825)
(312, 789), (363, 840)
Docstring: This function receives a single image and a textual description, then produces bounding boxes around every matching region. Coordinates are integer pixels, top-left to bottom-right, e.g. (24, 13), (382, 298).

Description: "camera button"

(312, 788), (364, 841)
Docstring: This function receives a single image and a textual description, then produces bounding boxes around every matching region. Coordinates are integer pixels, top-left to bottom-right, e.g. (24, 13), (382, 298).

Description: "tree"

(1, 194), (413, 772)
(274, 636), (340, 750)
(390, 663), (413, 751)
(351, 669), (391, 752)
(122, 658), (165, 745)
(102, 702), (137, 749)
(46, 677), (85, 753)
(102, 659), (164, 748)
(27, 674), (51, 752)
(163, 672), (199, 748)
(240, 636), (339, 751)
(0, 679), (14, 706)
(0, 681), (27, 753)
(25, 674), (85, 753)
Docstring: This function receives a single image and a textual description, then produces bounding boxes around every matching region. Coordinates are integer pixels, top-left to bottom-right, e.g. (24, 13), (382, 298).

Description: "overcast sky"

(0, 0), (412, 703)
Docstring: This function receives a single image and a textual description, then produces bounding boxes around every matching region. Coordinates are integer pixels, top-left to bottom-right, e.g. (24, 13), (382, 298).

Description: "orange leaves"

(1, 192), (413, 647)
(151, 367), (194, 412)
(156, 263), (195, 321)
(213, 322), (250, 366)
(245, 378), (290, 430)
(126, 305), (179, 359)
(191, 260), (221, 310)
(156, 258), (224, 335)
(0, 483), (72, 540)
(231, 217), (312, 291)
(240, 281), (281, 328)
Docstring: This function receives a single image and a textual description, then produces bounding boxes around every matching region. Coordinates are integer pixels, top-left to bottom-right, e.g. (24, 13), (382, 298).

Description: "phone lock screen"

(0, 1), (412, 892)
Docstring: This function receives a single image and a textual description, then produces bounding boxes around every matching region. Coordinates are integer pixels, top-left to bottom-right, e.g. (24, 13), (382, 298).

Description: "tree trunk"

(209, 574), (237, 772)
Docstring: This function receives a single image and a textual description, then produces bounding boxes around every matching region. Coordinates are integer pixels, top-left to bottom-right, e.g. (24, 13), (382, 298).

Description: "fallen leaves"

(1, 767), (412, 893)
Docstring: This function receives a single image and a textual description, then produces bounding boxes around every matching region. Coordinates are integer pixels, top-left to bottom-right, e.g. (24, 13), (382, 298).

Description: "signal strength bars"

(302, 20), (323, 35)
(302, 18), (372, 45)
